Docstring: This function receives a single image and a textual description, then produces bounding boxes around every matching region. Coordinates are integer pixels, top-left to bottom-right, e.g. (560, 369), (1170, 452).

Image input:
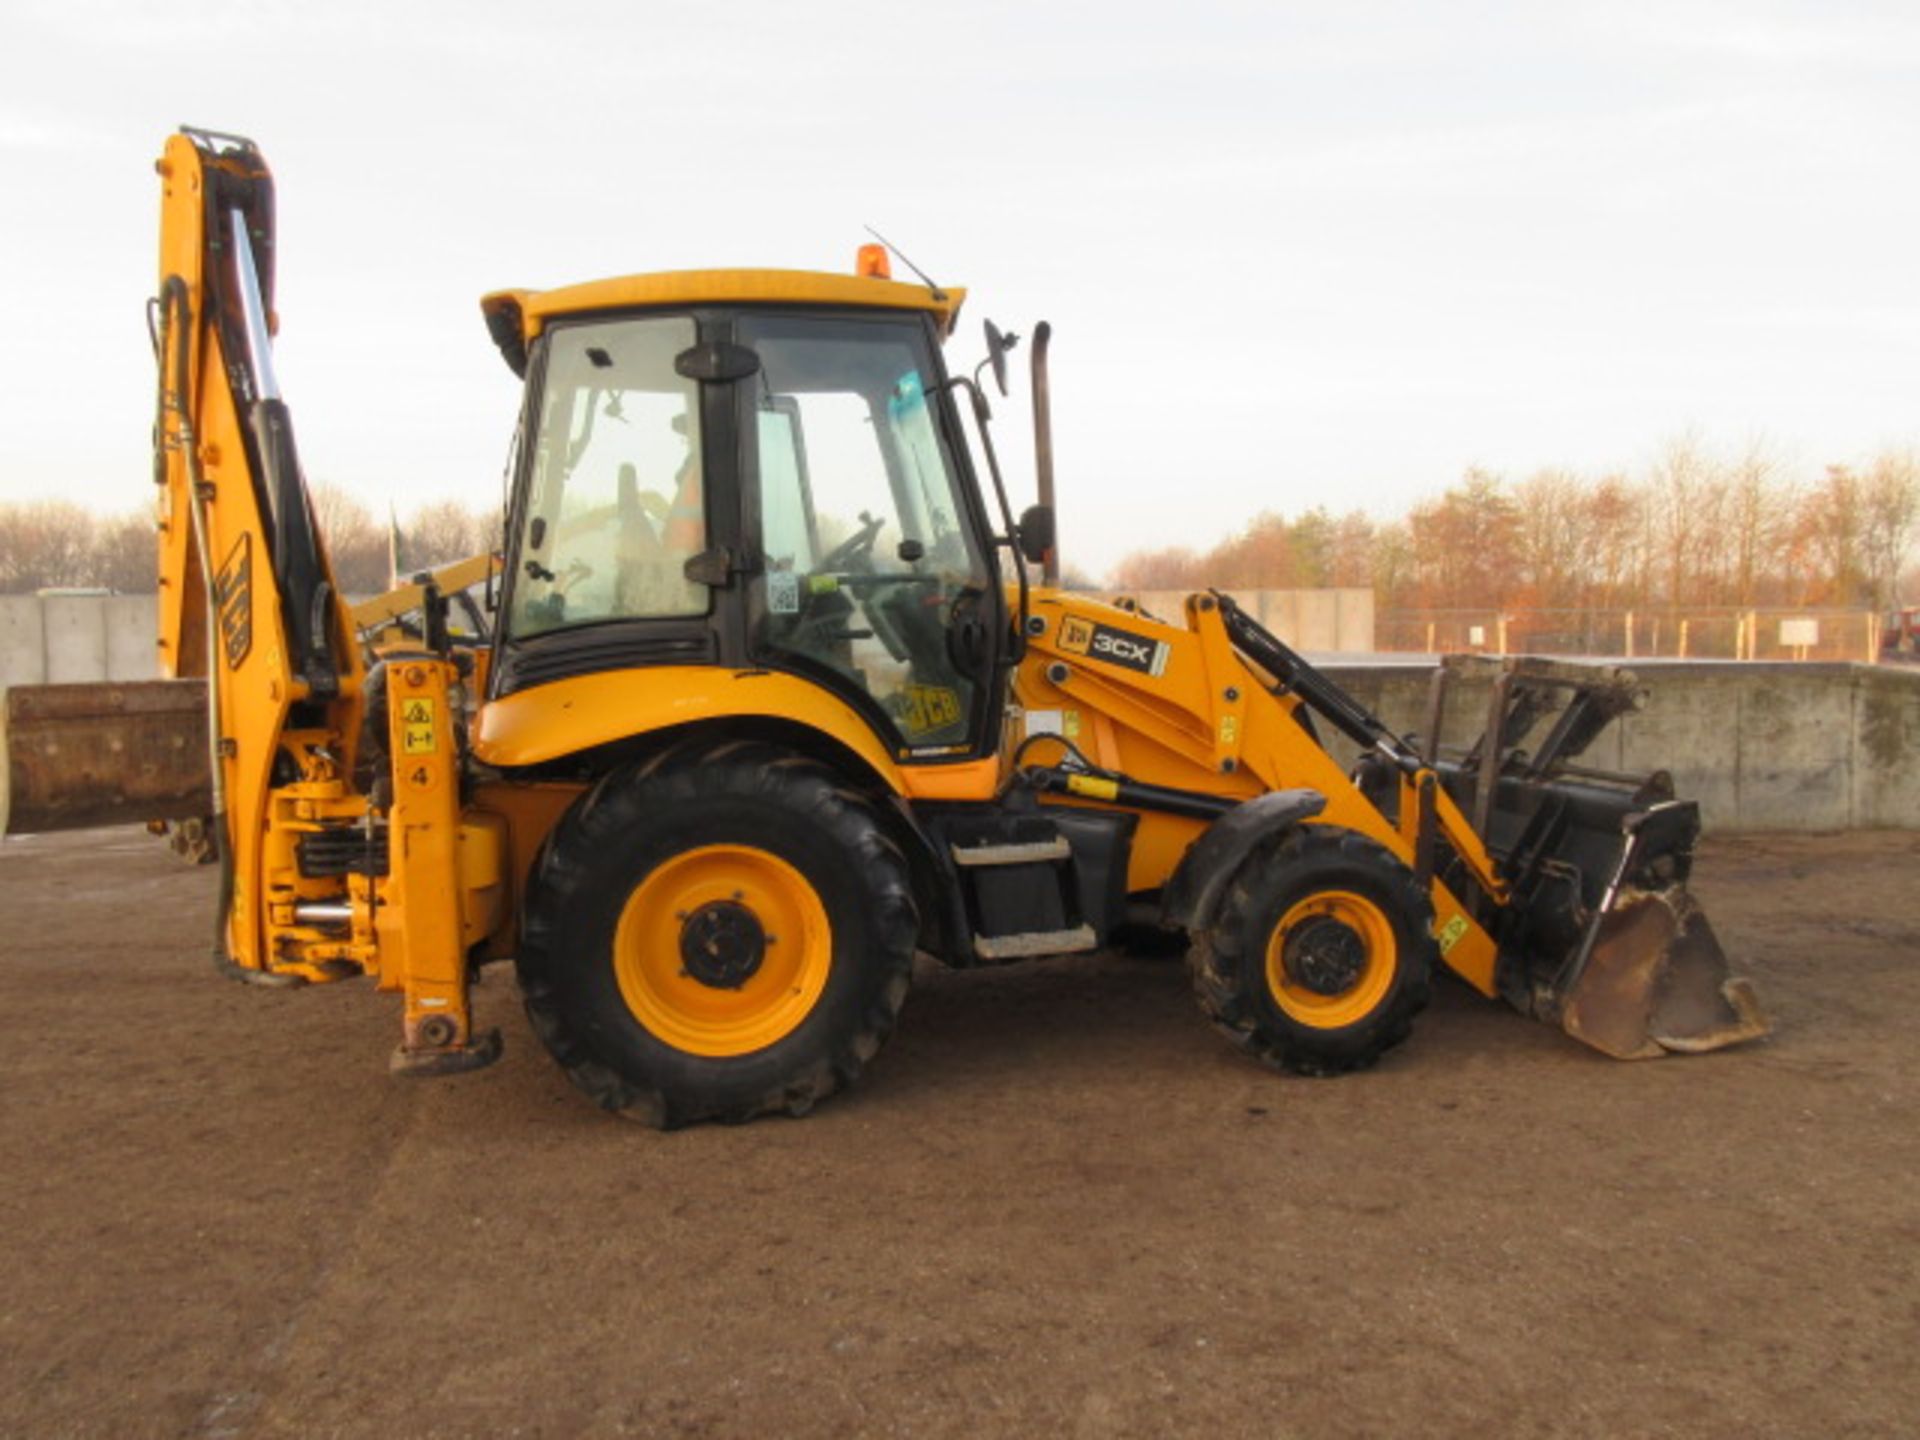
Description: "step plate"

(972, 924), (1099, 960)
(950, 838), (1073, 867)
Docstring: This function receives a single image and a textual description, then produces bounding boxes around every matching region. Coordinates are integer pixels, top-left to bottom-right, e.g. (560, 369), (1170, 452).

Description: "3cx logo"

(1055, 616), (1168, 676)
(1092, 633), (1151, 664)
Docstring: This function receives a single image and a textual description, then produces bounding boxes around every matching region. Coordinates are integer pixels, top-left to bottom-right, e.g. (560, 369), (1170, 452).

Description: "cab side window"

(507, 317), (706, 637)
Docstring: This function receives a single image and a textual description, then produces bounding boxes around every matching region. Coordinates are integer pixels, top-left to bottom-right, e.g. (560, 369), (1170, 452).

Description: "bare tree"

(1515, 469), (1584, 609)
(310, 483), (389, 596)
(1289, 508), (1336, 588)
(406, 500), (499, 571)
(1725, 440), (1787, 607)
(1860, 449), (1919, 610)
(1111, 546), (1201, 591)
(1329, 511), (1375, 588)
(0, 502), (99, 592)
(1801, 465), (1867, 605)
(1577, 475), (1643, 609)
(1082, 436), (1911, 642)
(1369, 521), (1415, 610)
(92, 509), (160, 593)
(1647, 433), (1718, 607)
(1404, 469), (1520, 609)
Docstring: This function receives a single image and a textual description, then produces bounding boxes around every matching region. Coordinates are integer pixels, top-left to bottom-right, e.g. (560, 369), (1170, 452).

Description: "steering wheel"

(815, 511), (886, 573)
(795, 512), (918, 662)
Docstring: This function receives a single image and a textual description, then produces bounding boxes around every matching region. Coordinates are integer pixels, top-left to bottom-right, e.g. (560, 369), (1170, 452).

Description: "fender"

(1160, 788), (1327, 931)
(474, 665), (906, 777)
(471, 665), (1000, 804)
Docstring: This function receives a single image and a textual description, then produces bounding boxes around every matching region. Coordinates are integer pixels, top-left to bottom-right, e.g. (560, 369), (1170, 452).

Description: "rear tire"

(517, 741), (917, 1128)
(1189, 825), (1434, 1076)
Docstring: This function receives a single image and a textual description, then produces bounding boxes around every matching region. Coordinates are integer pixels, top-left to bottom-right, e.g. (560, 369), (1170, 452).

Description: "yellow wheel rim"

(1264, 890), (1396, 1029)
(612, 845), (832, 1057)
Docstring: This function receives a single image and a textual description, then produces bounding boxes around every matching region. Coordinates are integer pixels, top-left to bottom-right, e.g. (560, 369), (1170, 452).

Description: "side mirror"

(1016, 503), (1055, 565)
(983, 320), (1019, 398)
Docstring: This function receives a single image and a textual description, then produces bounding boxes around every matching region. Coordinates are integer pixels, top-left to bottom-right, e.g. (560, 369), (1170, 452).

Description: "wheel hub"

(679, 900), (767, 989)
(1283, 916), (1368, 997)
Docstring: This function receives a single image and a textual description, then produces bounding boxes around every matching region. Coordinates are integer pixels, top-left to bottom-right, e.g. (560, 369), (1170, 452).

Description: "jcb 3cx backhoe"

(1, 129), (1766, 1126)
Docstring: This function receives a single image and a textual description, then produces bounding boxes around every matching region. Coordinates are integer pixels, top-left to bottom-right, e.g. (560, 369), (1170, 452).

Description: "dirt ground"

(0, 827), (1916, 1439)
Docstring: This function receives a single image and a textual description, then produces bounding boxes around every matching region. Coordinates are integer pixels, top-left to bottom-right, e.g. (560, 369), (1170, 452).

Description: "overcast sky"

(4, 0), (1917, 576)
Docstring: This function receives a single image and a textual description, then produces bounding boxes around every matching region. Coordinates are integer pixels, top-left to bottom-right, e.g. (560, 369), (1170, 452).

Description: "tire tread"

(517, 741), (916, 1128)
(1188, 825), (1434, 1077)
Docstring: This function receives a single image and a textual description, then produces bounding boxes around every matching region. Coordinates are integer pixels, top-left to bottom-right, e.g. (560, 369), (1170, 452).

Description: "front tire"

(517, 741), (917, 1127)
(1189, 825), (1434, 1076)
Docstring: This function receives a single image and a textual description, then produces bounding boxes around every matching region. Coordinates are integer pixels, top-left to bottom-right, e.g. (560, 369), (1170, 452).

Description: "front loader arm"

(1014, 585), (1764, 1060)
(1013, 587), (1504, 994)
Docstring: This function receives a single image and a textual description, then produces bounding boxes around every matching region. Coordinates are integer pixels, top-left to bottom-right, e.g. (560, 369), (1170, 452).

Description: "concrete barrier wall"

(4, 594), (1912, 831)
(0, 596), (158, 685)
(1323, 660), (1920, 832)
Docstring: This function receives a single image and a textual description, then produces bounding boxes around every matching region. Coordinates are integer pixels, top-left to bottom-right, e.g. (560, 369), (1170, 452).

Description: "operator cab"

(486, 274), (1008, 760)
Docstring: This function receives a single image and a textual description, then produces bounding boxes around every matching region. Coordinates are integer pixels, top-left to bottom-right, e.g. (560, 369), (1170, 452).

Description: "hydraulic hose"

(1213, 590), (1419, 769)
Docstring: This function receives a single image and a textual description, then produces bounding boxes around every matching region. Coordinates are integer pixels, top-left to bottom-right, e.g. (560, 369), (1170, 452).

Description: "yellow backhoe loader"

(0, 129), (1765, 1126)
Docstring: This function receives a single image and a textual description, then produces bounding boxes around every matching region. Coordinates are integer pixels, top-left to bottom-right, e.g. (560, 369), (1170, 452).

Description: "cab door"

(737, 312), (1003, 760)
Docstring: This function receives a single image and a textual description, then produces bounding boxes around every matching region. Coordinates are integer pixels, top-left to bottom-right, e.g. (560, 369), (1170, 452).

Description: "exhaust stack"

(1030, 320), (1059, 586)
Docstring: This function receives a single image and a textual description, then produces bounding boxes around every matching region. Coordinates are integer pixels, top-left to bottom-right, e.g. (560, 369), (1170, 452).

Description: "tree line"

(1111, 440), (1920, 616)
(7, 441), (1918, 615)
(0, 486), (500, 596)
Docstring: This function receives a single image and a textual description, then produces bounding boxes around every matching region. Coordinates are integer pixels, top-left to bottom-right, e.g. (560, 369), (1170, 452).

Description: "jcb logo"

(901, 684), (961, 737)
(215, 534), (253, 669)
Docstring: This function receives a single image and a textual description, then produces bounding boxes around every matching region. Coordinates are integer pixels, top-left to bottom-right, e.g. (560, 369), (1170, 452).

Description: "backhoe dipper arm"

(152, 128), (365, 975)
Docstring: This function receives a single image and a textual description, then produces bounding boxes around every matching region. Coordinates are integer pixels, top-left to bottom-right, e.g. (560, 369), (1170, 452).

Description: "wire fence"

(1377, 607), (1890, 662)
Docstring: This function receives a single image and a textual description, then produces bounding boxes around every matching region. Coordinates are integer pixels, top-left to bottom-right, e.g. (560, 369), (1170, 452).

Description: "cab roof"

(480, 269), (966, 376)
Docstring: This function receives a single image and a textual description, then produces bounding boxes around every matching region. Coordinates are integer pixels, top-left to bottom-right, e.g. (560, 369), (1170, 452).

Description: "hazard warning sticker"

(400, 697), (437, 755)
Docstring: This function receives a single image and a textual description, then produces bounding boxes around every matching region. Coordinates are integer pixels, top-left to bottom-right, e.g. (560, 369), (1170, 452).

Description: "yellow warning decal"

(401, 697), (437, 755)
(1058, 615), (1094, 656)
(1220, 714), (1239, 746)
(1436, 914), (1469, 955)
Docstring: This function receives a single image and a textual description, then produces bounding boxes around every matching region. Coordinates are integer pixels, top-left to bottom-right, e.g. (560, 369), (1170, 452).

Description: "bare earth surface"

(1, 826), (1916, 1439)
